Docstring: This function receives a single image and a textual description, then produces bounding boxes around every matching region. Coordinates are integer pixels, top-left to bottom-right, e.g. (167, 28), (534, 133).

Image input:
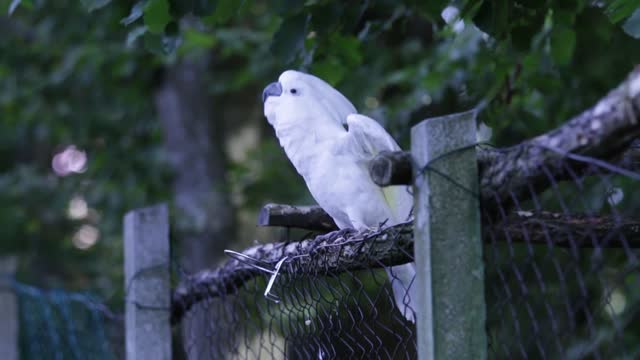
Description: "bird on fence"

(262, 70), (416, 323)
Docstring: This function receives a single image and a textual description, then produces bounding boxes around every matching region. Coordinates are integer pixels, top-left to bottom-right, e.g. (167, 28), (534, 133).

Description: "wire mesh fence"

(483, 146), (640, 359)
(173, 225), (417, 360)
(9, 281), (123, 359)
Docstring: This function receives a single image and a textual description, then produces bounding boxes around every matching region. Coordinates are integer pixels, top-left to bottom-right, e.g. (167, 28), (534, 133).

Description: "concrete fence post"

(124, 204), (172, 360)
(411, 111), (487, 360)
(0, 255), (19, 360)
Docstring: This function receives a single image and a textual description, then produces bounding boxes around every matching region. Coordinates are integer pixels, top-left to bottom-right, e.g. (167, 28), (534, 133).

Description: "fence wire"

(483, 149), (640, 359)
(9, 281), (123, 360)
(171, 143), (640, 359)
(175, 226), (417, 360)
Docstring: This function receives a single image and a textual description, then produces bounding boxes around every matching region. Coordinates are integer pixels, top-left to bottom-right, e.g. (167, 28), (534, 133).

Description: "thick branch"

(171, 223), (413, 324)
(257, 205), (640, 247)
(370, 68), (640, 208)
(370, 145), (640, 186)
(480, 65), (640, 206)
(258, 203), (338, 232)
(368, 150), (413, 186)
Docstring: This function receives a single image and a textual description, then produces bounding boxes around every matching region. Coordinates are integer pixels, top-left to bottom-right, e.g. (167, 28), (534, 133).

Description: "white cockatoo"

(262, 70), (416, 323)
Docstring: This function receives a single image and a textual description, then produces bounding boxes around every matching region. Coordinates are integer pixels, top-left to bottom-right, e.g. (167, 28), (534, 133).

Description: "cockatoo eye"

(290, 88), (299, 95)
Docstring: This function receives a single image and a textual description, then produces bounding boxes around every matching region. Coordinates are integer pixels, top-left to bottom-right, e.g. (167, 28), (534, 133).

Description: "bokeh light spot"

(72, 225), (99, 250)
(52, 145), (87, 176)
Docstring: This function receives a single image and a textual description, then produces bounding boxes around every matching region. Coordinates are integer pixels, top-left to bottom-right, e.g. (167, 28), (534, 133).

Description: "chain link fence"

(484, 147), (640, 359)
(174, 225), (417, 359)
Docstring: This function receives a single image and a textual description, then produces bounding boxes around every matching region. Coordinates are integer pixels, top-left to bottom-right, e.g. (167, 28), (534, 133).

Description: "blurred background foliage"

(1, 0), (640, 342)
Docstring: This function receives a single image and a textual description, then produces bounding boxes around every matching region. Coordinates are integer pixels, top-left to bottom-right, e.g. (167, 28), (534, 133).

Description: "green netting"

(13, 281), (122, 360)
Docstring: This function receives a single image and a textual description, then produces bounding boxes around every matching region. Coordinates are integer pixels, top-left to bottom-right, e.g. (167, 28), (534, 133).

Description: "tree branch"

(370, 67), (640, 209)
(370, 144), (640, 185)
(368, 150), (413, 186)
(486, 211), (640, 248)
(258, 203), (338, 232)
(479, 64), (640, 205)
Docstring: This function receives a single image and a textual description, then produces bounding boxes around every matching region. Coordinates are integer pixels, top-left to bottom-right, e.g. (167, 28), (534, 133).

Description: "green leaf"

(80, 0), (111, 12)
(144, 0), (172, 34)
(211, 0), (237, 24)
(550, 26), (576, 65)
(121, 1), (145, 26)
(183, 28), (217, 49)
(604, 0), (640, 23)
(622, 8), (640, 38)
(270, 14), (308, 63)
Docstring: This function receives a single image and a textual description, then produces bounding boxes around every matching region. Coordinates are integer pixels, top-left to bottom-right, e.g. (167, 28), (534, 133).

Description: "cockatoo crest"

(264, 70), (356, 130)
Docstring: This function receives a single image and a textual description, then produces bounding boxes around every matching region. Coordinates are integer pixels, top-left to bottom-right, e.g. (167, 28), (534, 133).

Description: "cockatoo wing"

(346, 114), (401, 153)
(345, 114), (413, 224)
(345, 113), (416, 323)
(298, 71), (357, 129)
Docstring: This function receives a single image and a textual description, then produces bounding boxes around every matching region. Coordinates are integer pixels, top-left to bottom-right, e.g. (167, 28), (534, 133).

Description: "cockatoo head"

(262, 70), (356, 129)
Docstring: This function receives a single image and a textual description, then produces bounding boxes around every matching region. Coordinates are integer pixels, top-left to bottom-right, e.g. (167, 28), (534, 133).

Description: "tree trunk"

(154, 55), (235, 359)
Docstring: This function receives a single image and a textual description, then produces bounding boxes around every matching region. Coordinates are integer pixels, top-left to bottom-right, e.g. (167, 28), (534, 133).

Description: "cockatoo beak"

(262, 82), (283, 103)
